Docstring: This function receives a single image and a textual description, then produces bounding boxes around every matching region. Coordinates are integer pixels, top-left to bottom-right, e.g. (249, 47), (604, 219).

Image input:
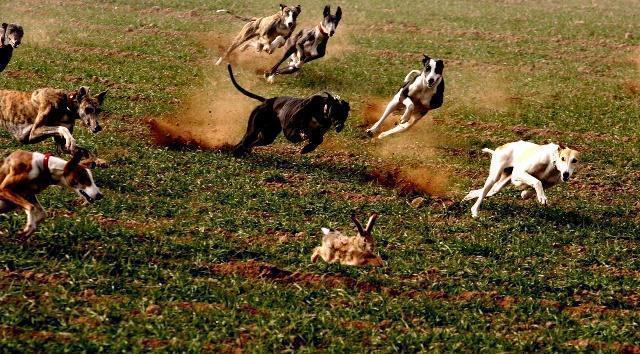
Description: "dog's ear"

(1, 23), (7, 30)
(280, 4), (286, 11)
(422, 54), (431, 65)
(323, 5), (331, 17)
(64, 148), (89, 173)
(321, 227), (331, 236)
(75, 86), (89, 101)
(96, 90), (108, 106)
(335, 6), (342, 22)
(80, 158), (96, 169)
(295, 5), (301, 14)
(558, 143), (566, 150)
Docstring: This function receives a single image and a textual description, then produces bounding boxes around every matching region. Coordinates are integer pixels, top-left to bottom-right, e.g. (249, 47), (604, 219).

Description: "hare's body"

(311, 214), (382, 267)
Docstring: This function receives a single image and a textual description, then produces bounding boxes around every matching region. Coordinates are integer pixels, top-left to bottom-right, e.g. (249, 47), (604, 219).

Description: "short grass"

(0, 0), (639, 352)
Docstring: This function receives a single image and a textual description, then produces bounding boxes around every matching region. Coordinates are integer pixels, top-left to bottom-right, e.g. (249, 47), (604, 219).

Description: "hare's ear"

(350, 214), (365, 236)
(365, 213), (378, 233)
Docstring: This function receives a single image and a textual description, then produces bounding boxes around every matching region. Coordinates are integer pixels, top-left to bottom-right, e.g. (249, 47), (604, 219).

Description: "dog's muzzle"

(335, 123), (344, 132)
(92, 125), (102, 133)
(80, 190), (102, 203)
(562, 172), (571, 182)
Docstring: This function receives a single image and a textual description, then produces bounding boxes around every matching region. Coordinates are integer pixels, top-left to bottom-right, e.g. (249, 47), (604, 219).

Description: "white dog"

(463, 141), (580, 218)
(366, 55), (444, 139)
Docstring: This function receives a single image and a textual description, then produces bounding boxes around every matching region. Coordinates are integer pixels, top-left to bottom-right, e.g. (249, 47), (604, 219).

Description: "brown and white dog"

(0, 86), (107, 154)
(0, 149), (102, 238)
(311, 213), (383, 267)
(215, 4), (301, 65)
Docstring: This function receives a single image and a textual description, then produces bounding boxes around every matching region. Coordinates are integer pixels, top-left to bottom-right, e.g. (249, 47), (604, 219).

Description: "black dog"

(228, 64), (350, 156)
(0, 23), (24, 73)
(265, 5), (342, 83)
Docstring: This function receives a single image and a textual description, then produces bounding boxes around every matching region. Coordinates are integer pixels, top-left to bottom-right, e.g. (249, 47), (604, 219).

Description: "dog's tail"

(227, 64), (266, 102)
(482, 148), (495, 155)
(216, 9), (255, 22)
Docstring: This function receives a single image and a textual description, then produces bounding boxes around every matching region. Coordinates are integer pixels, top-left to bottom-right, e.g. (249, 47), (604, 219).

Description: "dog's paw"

(266, 75), (275, 84)
(66, 137), (77, 153)
(17, 226), (35, 240)
(365, 128), (376, 137)
(215, 57), (223, 66)
(93, 158), (109, 168)
(537, 195), (548, 205)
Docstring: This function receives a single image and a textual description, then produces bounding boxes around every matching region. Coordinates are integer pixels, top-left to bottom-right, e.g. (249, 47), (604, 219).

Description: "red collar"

(42, 152), (53, 182)
(318, 24), (329, 36)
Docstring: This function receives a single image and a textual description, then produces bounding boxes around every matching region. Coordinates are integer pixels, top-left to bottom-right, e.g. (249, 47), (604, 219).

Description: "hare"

(311, 213), (383, 266)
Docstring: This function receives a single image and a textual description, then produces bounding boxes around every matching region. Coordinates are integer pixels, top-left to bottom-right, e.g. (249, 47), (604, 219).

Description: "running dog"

(0, 22), (24, 72)
(228, 65), (350, 156)
(265, 5), (342, 83)
(0, 86), (107, 154)
(463, 141), (580, 218)
(366, 55), (445, 139)
(311, 213), (383, 267)
(215, 4), (301, 66)
(0, 149), (102, 238)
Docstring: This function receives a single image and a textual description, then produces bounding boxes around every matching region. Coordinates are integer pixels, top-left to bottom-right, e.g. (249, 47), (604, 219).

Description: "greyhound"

(366, 55), (445, 139)
(215, 4), (301, 65)
(0, 86), (107, 154)
(228, 65), (349, 156)
(463, 141), (580, 218)
(0, 149), (102, 238)
(265, 5), (342, 83)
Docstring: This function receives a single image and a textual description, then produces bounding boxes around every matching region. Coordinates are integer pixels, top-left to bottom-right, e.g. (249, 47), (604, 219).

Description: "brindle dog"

(0, 86), (107, 154)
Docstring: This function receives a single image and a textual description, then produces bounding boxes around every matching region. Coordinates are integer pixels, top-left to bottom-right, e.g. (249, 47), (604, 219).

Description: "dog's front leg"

(512, 171), (547, 205)
(377, 110), (421, 139)
(29, 126), (76, 152)
(266, 36), (286, 54)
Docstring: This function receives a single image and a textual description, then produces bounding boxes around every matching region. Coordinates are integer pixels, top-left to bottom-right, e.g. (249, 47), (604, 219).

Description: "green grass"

(0, 0), (639, 352)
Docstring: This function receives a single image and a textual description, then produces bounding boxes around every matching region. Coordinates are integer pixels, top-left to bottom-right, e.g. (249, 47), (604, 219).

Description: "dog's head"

(422, 55), (444, 89)
(2, 23), (24, 48)
(62, 149), (103, 203)
(68, 86), (107, 134)
(321, 5), (342, 37)
(555, 144), (580, 182)
(323, 93), (350, 132)
(279, 4), (301, 29)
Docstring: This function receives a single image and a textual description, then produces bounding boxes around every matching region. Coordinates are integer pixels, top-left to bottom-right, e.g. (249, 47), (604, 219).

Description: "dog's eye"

(572, 158), (578, 163)
(85, 107), (95, 114)
(561, 157), (565, 161)
(425, 66), (431, 71)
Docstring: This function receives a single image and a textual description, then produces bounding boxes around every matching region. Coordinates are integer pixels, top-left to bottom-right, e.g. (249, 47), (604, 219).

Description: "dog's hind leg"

(470, 160), (503, 218)
(376, 109), (421, 139)
(487, 174), (511, 197)
(366, 92), (403, 137)
(265, 46), (297, 81)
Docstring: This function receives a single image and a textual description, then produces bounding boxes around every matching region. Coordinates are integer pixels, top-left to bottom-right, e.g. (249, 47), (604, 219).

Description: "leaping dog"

(215, 4), (301, 66)
(0, 149), (102, 239)
(227, 65), (350, 156)
(265, 5), (342, 83)
(0, 86), (107, 154)
(366, 55), (445, 139)
(462, 141), (580, 218)
(0, 22), (24, 73)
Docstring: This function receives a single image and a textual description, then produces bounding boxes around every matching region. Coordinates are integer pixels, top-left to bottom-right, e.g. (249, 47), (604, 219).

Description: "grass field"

(1, 0), (639, 351)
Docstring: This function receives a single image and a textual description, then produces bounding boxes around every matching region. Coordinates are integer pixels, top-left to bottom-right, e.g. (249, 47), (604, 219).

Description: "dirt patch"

(209, 260), (397, 294)
(366, 165), (450, 197)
